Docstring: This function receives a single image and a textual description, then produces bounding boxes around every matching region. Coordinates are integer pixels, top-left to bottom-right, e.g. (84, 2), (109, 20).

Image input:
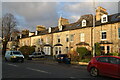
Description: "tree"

(2, 13), (17, 55)
(95, 42), (101, 56)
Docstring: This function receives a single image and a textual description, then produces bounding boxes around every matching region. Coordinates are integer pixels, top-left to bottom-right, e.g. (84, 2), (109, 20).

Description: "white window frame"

(48, 27), (51, 33)
(46, 37), (49, 44)
(101, 31), (107, 40)
(70, 34), (74, 42)
(82, 19), (86, 27)
(35, 31), (38, 35)
(101, 14), (108, 23)
(80, 33), (85, 42)
(59, 25), (63, 31)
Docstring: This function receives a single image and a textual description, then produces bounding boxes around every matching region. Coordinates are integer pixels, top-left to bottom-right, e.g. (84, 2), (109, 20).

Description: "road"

(2, 58), (117, 80)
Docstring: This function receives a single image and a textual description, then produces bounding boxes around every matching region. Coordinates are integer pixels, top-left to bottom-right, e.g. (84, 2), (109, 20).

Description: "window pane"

(58, 39), (60, 43)
(107, 46), (110, 53)
(100, 46), (105, 50)
(109, 57), (120, 64)
(103, 17), (106, 21)
(70, 34), (74, 41)
(98, 57), (108, 63)
(80, 33), (85, 42)
(118, 28), (120, 38)
(102, 31), (106, 39)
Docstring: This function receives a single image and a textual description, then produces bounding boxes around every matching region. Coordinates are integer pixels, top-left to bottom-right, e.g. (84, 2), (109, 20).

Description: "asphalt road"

(2, 58), (118, 80)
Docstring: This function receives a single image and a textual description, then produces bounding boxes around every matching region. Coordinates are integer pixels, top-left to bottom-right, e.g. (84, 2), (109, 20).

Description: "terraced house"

(30, 27), (53, 55)
(7, 6), (120, 56)
(52, 6), (120, 55)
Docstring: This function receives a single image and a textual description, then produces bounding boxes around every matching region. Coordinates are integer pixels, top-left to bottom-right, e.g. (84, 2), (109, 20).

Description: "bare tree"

(2, 13), (17, 55)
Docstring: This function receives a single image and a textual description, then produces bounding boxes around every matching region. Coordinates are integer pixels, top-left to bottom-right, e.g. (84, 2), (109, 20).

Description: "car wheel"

(90, 67), (99, 77)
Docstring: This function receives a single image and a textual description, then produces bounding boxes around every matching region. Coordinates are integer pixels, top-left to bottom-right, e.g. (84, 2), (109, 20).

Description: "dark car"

(28, 51), (45, 60)
(87, 56), (120, 78)
(56, 54), (71, 64)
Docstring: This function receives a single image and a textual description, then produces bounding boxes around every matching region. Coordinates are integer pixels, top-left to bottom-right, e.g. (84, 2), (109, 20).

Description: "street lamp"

(92, 0), (96, 57)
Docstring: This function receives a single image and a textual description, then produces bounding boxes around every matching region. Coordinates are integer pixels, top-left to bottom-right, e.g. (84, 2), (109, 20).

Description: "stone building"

(52, 6), (120, 55)
(30, 27), (53, 55)
(12, 6), (120, 56)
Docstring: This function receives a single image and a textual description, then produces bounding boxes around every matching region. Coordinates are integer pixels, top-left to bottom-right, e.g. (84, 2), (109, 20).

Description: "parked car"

(87, 56), (120, 78)
(56, 54), (71, 64)
(28, 51), (45, 60)
(5, 51), (24, 62)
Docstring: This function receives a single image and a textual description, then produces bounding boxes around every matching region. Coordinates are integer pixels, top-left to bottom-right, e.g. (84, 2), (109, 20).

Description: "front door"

(55, 47), (62, 55)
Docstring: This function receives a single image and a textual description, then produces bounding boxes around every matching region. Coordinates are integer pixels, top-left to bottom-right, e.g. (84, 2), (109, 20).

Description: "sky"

(1, 0), (120, 32)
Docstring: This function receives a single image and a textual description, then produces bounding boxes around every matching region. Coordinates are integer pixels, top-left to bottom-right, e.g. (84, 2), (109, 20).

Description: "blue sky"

(2, 1), (119, 32)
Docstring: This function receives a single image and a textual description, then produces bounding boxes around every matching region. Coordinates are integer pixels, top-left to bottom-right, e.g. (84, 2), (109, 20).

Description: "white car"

(5, 51), (24, 62)
(28, 52), (45, 60)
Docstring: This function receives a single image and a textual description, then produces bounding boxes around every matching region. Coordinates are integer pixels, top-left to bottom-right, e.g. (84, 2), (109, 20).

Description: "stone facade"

(7, 6), (120, 56)
(30, 33), (53, 55)
(19, 37), (31, 47)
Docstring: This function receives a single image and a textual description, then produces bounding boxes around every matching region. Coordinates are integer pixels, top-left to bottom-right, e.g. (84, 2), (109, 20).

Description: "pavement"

(31, 56), (89, 66)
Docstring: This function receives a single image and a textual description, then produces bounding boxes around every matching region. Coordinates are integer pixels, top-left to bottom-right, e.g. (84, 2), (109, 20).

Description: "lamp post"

(92, 0), (96, 57)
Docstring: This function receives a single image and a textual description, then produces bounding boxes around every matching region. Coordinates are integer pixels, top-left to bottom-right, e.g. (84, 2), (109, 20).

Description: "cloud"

(61, 2), (118, 23)
(2, 2), (58, 31)
(2, 2), (119, 32)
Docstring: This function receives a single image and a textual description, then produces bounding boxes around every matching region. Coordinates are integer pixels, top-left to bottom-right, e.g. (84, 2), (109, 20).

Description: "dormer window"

(59, 25), (63, 31)
(20, 34), (22, 38)
(35, 31), (38, 35)
(82, 19), (86, 27)
(48, 27), (51, 33)
(101, 14), (108, 23)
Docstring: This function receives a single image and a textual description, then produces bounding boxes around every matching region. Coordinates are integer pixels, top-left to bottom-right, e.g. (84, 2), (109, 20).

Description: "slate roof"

(20, 13), (120, 38)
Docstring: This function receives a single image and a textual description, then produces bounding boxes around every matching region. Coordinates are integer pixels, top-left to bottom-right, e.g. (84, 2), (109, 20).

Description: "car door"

(32, 52), (36, 58)
(97, 57), (109, 75)
(38, 52), (42, 58)
(8, 52), (13, 60)
(5, 51), (9, 60)
(118, 59), (120, 77)
(107, 57), (119, 77)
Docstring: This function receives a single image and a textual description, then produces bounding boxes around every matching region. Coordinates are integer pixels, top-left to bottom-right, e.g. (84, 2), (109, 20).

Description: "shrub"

(67, 50), (80, 62)
(19, 46), (35, 58)
(106, 53), (119, 56)
(95, 42), (101, 56)
(80, 58), (91, 63)
(76, 47), (89, 60)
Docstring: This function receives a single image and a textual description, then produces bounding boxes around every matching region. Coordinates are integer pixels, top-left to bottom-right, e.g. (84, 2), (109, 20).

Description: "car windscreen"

(13, 52), (22, 55)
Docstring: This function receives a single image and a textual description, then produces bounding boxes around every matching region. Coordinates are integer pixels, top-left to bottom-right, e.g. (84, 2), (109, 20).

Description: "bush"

(76, 47), (89, 60)
(68, 50), (80, 62)
(106, 53), (119, 56)
(80, 58), (91, 63)
(19, 46), (35, 58)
